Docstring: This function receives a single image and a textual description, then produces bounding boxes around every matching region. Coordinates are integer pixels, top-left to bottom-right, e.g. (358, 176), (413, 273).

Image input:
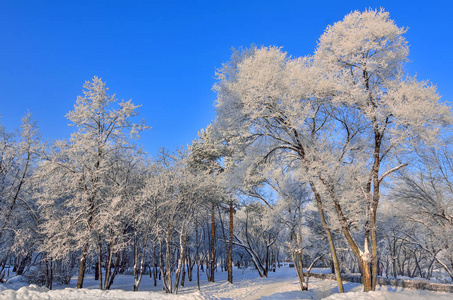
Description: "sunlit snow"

(1, 267), (451, 300)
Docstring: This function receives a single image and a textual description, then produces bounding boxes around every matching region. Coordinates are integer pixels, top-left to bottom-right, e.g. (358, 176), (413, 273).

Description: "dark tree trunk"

(228, 200), (233, 284)
(196, 221), (200, 291)
(76, 243), (88, 288)
(210, 202), (216, 282)
(97, 236), (103, 289)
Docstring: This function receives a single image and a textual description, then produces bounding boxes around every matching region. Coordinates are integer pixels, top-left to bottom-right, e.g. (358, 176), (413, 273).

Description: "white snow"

(0, 267), (452, 299)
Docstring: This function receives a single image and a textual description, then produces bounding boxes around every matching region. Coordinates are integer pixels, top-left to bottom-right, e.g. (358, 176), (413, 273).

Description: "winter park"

(2, 1), (453, 299)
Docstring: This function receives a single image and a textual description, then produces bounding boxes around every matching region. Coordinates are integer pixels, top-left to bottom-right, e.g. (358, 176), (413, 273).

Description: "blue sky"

(1, 0), (452, 155)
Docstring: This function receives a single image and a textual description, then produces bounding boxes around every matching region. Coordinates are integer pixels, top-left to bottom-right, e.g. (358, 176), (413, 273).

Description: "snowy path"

(243, 281), (291, 300)
(195, 269), (349, 300)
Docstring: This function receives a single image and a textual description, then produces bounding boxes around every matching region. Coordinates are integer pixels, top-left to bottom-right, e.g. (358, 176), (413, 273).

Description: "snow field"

(1, 267), (452, 299)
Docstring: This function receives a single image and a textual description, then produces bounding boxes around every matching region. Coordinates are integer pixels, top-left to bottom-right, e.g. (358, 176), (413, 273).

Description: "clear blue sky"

(1, 0), (452, 155)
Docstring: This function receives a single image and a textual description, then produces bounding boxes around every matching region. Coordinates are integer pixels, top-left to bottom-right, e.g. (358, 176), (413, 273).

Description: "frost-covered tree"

(314, 9), (452, 290)
(188, 125), (233, 283)
(38, 77), (148, 288)
(0, 113), (43, 275)
(213, 9), (452, 291)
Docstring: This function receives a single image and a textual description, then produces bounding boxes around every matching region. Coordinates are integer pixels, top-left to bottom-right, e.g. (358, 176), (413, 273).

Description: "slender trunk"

(371, 215), (378, 289)
(104, 243), (113, 290)
(153, 245), (158, 286)
(106, 251), (120, 290)
(265, 244), (269, 277)
(97, 235), (103, 290)
(370, 121), (384, 291)
(76, 243), (88, 288)
(371, 198), (379, 290)
(195, 220), (201, 291)
(133, 232), (138, 291)
(318, 176), (372, 291)
(195, 219), (200, 291)
(134, 229), (149, 292)
(311, 184), (343, 293)
(45, 257), (50, 289)
(292, 249), (306, 291)
(210, 202), (215, 282)
(165, 231), (172, 293)
(187, 246), (193, 281)
(174, 232), (187, 293)
(49, 257), (53, 290)
(392, 239), (398, 278)
(290, 226), (306, 291)
(217, 204), (228, 275)
(181, 258), (186, 287)
(228, 200), (233, 284)
(159, 240), (170, 293)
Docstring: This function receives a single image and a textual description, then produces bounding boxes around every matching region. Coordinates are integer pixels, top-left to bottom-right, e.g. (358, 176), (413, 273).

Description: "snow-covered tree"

(38, 77), (148, 288)
(314, 8), (452, 290)
(188, 125), (233, 283)
(0, 113), (43, 276)
(213, 9), (452, 291)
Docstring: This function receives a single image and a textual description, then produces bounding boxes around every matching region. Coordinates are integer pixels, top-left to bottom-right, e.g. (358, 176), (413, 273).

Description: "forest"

(1, 8), (453, 297)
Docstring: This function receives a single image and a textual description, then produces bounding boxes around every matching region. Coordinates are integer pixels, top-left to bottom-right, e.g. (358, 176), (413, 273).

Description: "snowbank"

(1, 266), (452, 299)
(0, 284), (204, 300)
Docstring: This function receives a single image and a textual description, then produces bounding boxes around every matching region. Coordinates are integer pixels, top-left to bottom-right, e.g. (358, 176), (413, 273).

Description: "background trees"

(390, 147), (453, 280)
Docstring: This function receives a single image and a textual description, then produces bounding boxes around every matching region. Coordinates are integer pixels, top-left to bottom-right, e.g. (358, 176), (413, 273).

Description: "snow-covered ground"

(1, 266), (452, 299)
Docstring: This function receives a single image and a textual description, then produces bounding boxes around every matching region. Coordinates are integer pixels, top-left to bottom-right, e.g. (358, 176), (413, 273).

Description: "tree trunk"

(165, 231), (172, 293)
(153, 245), (158, 286)
(195, 220), (201, 291)
(265, 244), (269, 277)
(174, 232), (188, 293)
(181, 259), (186, 287)
(97, 236), (103, 290)
(360, 256), (372, 292)
(76, 243), (88, 288)
(104, 251), (120, 290)
(311, 183), (344, 293)
(187, 246), (193, 282)
(318, 176), (373, 291)
(228, 200), (233, 284)
(104, 243), (114, 290)
(210, 202), (216, 282)
(293, 249), (307, 291)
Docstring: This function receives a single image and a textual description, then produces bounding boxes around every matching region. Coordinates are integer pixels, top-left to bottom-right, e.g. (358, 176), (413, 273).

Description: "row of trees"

(0, 77), (234, 292)
(0, 8), (452, 295)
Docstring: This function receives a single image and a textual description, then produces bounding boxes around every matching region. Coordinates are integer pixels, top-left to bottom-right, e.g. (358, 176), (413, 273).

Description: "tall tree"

(38, 77), (148, 288)
(314, 9), (452, 290)
(188, 125), (232, 283)
(213, 9), (451, 292)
